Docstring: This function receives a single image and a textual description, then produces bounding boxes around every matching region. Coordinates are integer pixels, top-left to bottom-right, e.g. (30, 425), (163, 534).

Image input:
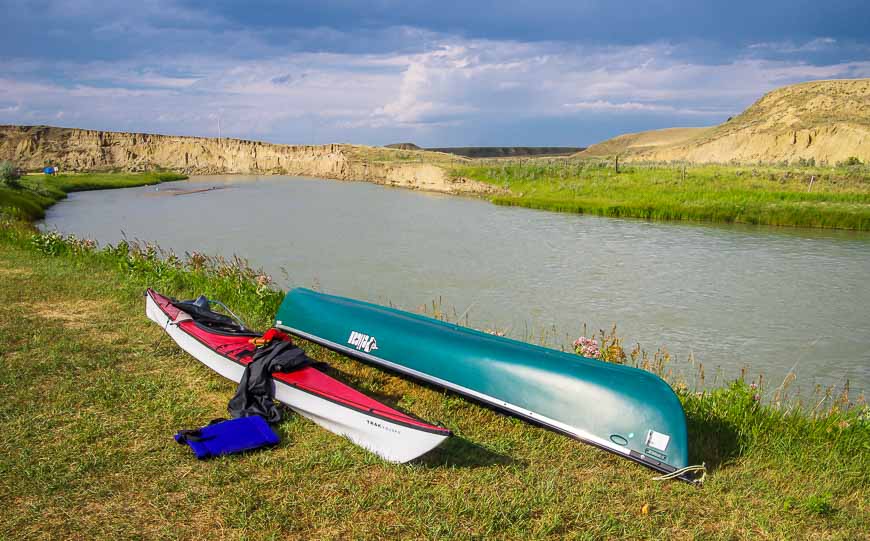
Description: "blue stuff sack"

(174, 416), (280, 459)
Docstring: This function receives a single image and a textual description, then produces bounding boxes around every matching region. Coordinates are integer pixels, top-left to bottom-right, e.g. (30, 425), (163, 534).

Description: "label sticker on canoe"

(645, 430), (670, 451)
(348, 331), (379, 353)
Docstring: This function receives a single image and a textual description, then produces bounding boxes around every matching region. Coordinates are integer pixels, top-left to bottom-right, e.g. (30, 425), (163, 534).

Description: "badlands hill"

(577, 79), (870, 164)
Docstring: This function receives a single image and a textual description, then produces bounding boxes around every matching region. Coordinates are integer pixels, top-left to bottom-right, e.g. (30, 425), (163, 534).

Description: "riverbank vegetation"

(455, 160), (870, 230)
(1, 171), (868, 537)
(0, 170), (186, 220)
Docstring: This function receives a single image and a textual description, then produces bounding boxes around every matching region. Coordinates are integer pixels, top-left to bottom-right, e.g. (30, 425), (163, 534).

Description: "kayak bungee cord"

(651, 463), (707, 484)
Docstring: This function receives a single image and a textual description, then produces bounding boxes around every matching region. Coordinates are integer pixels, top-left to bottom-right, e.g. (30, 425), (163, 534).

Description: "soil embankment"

(0, 125), (497, 195)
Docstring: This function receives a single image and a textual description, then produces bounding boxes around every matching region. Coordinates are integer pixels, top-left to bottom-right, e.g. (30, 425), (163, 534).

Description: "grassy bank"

(1, 217), (868, 539)
(455, 161), (870, 230)
(0, 171), (187, 220)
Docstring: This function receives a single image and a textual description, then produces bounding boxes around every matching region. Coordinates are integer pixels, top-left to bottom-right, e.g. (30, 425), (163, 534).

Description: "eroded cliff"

(0, 125), (495, 195)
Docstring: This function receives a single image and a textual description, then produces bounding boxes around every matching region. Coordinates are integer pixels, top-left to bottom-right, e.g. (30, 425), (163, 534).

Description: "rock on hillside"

(0, 125), (496, 194)
(580, 79), (870, 164)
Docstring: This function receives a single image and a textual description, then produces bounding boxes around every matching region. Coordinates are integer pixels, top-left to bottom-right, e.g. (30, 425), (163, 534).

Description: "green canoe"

(276, 288), (694, 480)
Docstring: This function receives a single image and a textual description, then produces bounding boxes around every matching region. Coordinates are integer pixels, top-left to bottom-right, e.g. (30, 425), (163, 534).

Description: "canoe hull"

(146, 290), (449, 463)
(276, 288), (691, 478)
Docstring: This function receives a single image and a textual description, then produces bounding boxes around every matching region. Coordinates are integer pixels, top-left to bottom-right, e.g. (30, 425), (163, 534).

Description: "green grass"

(0, 171), (187, 220)
(1, 220), (868, 539)
(455, 161), (870, 230)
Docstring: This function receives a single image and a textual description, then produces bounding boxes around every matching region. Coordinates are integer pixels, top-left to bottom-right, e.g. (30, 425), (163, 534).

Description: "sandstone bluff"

(0, 125), (495, 195)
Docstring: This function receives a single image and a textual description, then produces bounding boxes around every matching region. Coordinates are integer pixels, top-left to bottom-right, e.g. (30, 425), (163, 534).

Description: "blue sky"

(1, 0), (868, 146)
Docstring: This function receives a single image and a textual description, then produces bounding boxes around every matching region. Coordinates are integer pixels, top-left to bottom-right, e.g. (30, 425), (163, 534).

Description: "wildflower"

(753, 394), (761, 402)
(750, 383), (758, 390)
(573, 336), (601, 359)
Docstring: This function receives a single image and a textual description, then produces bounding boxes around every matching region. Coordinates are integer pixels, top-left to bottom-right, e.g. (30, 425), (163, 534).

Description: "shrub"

(0, 161), (21, 188)
(839, 156), (863, 166)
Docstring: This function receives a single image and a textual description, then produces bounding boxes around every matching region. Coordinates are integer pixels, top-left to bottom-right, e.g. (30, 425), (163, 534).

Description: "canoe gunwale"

(278, 323), (697, 483)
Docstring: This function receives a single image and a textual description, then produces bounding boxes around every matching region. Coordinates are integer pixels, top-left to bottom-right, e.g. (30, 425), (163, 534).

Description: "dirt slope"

(0, 125), (496, 194)
(578, 79), (870, 164)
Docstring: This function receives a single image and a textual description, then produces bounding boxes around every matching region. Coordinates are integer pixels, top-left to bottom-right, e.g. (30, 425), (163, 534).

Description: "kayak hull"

(146, 289), (449, 463)
(276, 288), (692, 479)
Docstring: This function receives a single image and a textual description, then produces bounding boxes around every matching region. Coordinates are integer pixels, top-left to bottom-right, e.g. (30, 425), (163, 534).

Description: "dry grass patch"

(29, 298), (118, 327)
(0, 265), (31, 278)
(26, 298), (128, 345)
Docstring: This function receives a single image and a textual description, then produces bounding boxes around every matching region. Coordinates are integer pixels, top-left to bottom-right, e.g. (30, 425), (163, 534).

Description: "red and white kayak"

(145, 289), (450, 463)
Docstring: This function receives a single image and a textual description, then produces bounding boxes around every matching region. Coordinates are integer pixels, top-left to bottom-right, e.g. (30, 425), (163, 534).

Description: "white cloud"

(748, 37), (839, 54)
(2, 33), (868, 144)
(562, 100), (724, 115)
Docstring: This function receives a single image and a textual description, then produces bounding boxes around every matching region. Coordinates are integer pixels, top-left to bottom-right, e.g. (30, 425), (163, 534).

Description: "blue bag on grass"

(174, 416), (280, 459)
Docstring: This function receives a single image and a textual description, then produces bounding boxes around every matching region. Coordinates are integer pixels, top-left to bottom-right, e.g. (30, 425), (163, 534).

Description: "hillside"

(577, 79), (870, 164)
(577, 128), (710, 157)
(0, 125), (496, 195)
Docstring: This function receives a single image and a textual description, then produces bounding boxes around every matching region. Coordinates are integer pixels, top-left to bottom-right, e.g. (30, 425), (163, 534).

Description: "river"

(41, 175), (870, 392)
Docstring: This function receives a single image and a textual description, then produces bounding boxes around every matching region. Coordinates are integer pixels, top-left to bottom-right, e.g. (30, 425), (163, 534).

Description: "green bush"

(0, 161), (21, 188)
(839, 156), (863, 166)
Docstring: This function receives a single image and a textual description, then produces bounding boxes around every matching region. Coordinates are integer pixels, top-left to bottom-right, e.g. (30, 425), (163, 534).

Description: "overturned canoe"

(145, 289), (450, 463)
(276, 288), (695, 480)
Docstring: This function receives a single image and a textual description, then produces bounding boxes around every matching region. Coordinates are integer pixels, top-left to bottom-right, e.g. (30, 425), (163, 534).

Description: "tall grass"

(455, 160), (870, 230)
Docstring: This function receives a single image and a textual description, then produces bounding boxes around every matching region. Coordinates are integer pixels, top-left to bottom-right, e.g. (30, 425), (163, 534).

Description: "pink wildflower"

(573, 336), (601, 359)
